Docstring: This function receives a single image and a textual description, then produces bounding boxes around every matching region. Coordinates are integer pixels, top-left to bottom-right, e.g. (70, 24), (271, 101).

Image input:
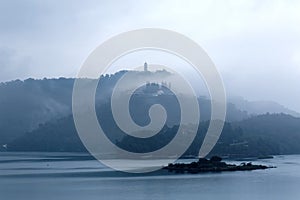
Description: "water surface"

(0, 152), (299, 200)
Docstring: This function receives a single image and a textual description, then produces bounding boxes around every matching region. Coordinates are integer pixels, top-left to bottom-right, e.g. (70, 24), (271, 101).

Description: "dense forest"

(0, 70), (248, 144)
(1, 70), (300, 158)
(4, 113), (300, 158)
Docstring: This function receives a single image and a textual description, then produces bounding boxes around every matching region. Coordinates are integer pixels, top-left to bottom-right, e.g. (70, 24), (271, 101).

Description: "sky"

(0, 0), (300, 112)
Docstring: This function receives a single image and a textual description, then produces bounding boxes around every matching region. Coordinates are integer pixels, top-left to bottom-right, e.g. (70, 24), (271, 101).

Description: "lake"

(1, 152), (300, 200)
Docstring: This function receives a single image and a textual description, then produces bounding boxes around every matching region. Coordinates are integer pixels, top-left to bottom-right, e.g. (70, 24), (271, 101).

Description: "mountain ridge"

(0, 70), (299, 149)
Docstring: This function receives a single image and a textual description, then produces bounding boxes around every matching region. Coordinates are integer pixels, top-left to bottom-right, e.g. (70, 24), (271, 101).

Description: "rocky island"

(163, 156), (274, 174)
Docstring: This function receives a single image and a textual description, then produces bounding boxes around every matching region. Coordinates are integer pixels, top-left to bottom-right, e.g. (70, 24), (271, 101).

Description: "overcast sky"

(0, 0), (300, 112)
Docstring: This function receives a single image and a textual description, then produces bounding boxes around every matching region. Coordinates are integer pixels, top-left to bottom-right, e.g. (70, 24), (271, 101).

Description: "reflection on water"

(1, 152), (300, 200)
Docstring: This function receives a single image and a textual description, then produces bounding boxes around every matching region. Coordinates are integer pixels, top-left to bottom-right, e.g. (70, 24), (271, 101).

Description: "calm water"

(1, 152), (300, 200)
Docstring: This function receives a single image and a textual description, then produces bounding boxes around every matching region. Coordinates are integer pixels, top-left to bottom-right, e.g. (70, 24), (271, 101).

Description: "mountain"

(228, 96), (300, 117)
(0, 70), (174, 143)
(0, 70), (250, 144)
(0, 78), (73, 143)
(0, 70), (299, 150)
(5, 113), (300, 158)
(210, 113), (300, 157)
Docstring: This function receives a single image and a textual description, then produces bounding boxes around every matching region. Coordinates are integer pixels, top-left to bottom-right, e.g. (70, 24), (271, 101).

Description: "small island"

(163, 156), (274, 174)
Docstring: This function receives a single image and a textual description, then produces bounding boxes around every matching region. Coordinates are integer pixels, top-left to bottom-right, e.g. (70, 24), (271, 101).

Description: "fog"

(0, 0), (299, 112)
